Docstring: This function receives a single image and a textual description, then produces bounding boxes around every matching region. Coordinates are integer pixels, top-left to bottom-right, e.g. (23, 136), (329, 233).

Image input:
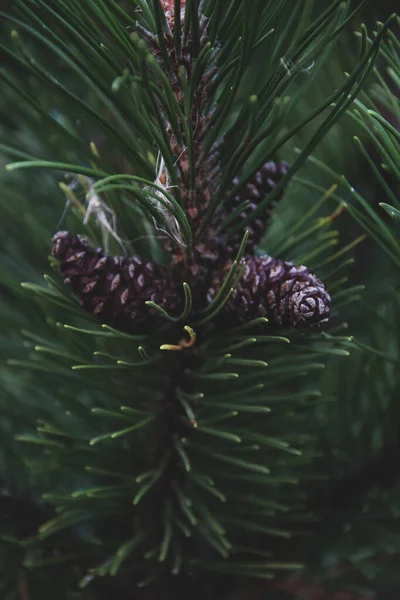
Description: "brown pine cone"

(52, 231), (181, 332)
(207, 254), (331, 328)
(216, 161), (289, 259)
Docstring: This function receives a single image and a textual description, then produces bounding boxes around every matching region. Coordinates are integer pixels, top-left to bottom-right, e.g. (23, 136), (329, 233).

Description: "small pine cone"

(207, 254), (330, 328)
(51, 231), (181, 332)
(219, 161), (290, 258)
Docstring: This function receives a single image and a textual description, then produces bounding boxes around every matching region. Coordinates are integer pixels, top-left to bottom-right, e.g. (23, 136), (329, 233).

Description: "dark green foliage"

(0, 2), (399, 599)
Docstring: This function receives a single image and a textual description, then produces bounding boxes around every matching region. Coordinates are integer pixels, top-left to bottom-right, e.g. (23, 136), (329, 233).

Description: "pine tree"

(0, 2), (399, 599)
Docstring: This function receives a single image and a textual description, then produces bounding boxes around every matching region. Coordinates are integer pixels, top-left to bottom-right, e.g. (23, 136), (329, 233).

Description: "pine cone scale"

(52, 231), (181, 331)
(207, 255), (330, 328)
(216, 161), (290, 260)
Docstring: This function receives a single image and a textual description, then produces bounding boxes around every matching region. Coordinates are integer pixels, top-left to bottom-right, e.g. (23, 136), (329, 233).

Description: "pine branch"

(0, 2), (397, 598)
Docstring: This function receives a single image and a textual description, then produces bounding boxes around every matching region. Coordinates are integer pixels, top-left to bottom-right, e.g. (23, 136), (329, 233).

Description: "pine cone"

(52, 231), (181, 332)
(217, 161), (289, 258)
(207, 254), (331, 328)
